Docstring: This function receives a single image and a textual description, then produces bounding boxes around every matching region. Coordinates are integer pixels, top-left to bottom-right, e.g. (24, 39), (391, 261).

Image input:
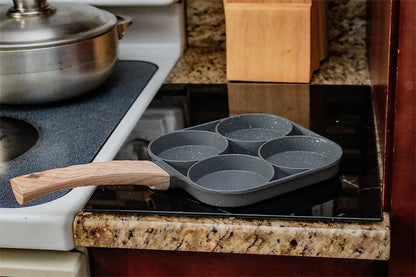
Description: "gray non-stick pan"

(10, 114), (342, 207)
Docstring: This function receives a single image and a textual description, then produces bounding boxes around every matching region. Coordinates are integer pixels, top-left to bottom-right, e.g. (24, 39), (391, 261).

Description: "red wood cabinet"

(90, 248), (387, 276)
(387, 0), (415, 275)
(369, 0), (415, 276)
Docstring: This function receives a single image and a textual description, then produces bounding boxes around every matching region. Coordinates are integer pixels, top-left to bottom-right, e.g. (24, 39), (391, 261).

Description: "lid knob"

(8, 0), (56, 18)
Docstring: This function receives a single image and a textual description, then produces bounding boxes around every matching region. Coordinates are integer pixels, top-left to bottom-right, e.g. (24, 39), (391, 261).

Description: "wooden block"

(224, 0), (313, 83)
(311, 0), (321, 71)
(315, 0), (328, 61)
(224, 0), (328, 83)
(227, 83), (310, 128)
(226, 0), (311, 3)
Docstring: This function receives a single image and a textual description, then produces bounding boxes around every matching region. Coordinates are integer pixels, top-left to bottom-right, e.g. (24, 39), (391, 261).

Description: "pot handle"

(10, 161), (170, 205)
(116, 15), (132, 40)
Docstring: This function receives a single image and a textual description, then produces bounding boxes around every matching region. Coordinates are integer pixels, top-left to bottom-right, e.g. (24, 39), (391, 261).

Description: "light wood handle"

(10, 161), (170, 205)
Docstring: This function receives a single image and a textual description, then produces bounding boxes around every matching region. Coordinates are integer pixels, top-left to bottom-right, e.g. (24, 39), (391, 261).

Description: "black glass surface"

(83, 84), (382, 222)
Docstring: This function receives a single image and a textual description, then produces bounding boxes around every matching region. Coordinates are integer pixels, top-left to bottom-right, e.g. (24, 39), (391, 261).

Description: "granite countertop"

(165, 0), (370, 85)
(74, 212), (389, 260)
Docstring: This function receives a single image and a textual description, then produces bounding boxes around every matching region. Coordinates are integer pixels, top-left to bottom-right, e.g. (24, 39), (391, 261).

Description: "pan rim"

(215, 113), (293, 143)
(148, 129), (229, 165)
(258, 135), (343, 171)
(186, 153), (275, 194)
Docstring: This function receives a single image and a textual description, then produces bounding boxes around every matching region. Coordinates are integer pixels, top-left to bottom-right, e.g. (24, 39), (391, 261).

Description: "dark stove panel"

(0, 61), (157, 208)
(84, 85), (382, 222)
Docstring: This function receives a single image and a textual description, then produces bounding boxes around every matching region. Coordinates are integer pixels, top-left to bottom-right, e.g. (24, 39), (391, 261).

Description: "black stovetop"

(83, 84), (382, 222)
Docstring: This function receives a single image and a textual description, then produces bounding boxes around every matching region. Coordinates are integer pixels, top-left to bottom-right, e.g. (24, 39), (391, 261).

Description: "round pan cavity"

(188, 154), (275, 193)
(148, 130), (229, 170)
(259, 135), (342, 174)
(215, 113), (293, 155)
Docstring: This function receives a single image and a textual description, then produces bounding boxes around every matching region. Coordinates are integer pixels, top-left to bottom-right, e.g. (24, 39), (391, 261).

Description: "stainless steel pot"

(0, 0), (131, 104)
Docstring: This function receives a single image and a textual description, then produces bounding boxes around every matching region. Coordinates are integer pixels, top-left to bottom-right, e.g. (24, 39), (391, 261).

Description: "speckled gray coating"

(0, 61), (157, 208)
(215, 113), (293, 155)
(187, 154), (275, 192)
(145, 116), (343, 207)
(259, 136), (343, 174)
(148, 130), (229, 173)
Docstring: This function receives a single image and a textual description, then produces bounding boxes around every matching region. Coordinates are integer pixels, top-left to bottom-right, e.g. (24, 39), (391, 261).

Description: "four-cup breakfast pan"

(11, 113), (343, 207)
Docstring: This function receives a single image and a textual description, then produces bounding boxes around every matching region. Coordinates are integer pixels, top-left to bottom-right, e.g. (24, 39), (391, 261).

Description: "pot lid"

(0, 0), (117, 50)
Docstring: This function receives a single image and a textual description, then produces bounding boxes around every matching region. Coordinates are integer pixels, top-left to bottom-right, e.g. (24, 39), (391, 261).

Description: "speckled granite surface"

(185, 0), (225, 50)
(74, 212), (389, 260)
(311, 0), (369, 84)
(165, 48), (227, 84)
(165, 0), (370, 85)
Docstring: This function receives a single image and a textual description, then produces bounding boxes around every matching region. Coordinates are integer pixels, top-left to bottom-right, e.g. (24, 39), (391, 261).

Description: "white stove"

(0, 0), (185, 251)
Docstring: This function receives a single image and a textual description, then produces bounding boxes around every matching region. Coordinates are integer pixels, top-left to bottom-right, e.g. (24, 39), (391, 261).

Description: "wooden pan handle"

(10, 161), (170, 205)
